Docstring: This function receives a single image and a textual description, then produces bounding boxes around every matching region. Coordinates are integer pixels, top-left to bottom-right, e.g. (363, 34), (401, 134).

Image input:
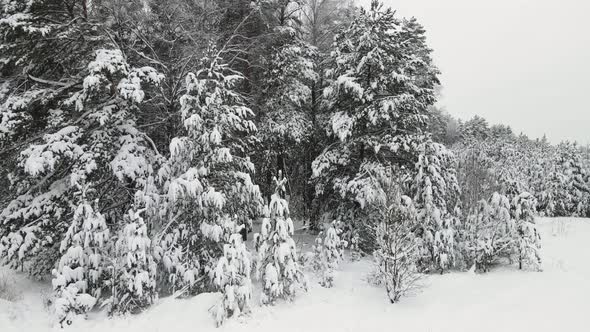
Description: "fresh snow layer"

(1, 217), (589, 332)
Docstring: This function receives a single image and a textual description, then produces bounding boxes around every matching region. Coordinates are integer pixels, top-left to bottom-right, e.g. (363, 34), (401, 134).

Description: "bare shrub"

(0, 272), (22, 302)
(371, 178), (422, 303)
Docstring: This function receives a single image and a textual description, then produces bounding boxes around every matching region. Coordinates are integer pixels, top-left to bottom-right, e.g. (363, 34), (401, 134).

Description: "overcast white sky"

(358, 0), (590, 144)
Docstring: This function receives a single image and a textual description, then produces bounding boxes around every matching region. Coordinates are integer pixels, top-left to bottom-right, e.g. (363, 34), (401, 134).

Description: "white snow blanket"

(1, 217), (588, 332)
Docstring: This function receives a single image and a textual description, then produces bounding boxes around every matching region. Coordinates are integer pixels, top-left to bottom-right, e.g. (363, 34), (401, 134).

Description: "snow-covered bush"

(51, 284), (97, 327)
(109, 209), (157, 315)
(254, 172), (306, 304)
(511, 192), (542, 270)
(312, 220), (346, 287)
(372, 180), (421, 303)
(0, 272), (21, 302)
(213, 222), (252, 326)
(463, 193), (515, 272)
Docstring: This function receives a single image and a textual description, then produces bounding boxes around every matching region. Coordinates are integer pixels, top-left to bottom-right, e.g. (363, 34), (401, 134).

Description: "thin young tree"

(372, 176), (421, 303)
(254, 171), (306, 304)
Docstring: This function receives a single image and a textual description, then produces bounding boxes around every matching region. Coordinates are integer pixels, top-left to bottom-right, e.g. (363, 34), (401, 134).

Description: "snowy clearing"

(1, 217), (588, 332)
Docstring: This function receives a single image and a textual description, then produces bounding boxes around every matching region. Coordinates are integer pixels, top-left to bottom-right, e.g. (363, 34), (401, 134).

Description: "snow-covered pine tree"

(531, 144), (558, 217)
(213, 221), (252, 326)
(459, 116), (490, 142)
(51, 188), (109, 325)
(254, 22), (318, 220)
(153, 51), (263, 295)
(299, 0), (358, 229)
(453, 139), (499, 213)
(487, 137), (530, 201)
(546, 169), (572, 217)
(302, 0), (356, 53)
(556, 142), (590, 217)
(312, 220), (346, 287)
(372, 178), (420, 303)
(256, 10), (317, 147)
(254, 171), (306, 304)
(0, 1), (163, 282)
(413, 140), (460, 273)
(487, 193), (515, 258)
(516, 140), (555, 218)
(0, 39), (163, 323)
(109, 208), (157, 315)
(311, 0), (440, 253)
(511, 192), (542, 270)
(464, 200), (492, 271)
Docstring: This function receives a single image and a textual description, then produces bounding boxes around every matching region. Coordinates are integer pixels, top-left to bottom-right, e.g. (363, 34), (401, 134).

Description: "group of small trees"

(462, 192), (541, 272)
(452, 117), (590, 219)
(0, 0), (319, 326)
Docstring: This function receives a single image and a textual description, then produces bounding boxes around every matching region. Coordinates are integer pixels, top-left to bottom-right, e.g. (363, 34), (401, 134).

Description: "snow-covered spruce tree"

(254, 171), (306, 304)
(109, 208), (157, 315)
(153, 51), (263, 295)
(213, 221), (252, 326)
(372, 178), (420, 303)
(511, 192), (542, 270)
(312, 220), (346, 287)
(413, 140), (460, 274)
(311, 1), (440, 253)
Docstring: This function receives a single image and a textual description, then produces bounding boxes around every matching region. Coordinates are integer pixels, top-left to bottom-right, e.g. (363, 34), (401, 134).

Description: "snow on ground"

(0, 265), (52, 331)
(1, 217), (589, 332)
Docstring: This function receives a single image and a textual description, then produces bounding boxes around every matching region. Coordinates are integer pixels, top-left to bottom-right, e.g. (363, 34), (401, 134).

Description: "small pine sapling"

(413, 141), (460, 274)
(465, 200), (494, 271)
(433, 215), (456, 273)
(52, 188), (109, 325)
(254, 171), (306, 304)
(312, 220), (347, 287)
(512, 192), (542, 270)
(213, 221), (253, 326)
(109, 209), (157, 315)
(488, 192), (516, 258)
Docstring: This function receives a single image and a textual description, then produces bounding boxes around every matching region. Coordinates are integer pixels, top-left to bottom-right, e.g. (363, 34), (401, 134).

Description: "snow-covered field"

(1, 217), (589, 332)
